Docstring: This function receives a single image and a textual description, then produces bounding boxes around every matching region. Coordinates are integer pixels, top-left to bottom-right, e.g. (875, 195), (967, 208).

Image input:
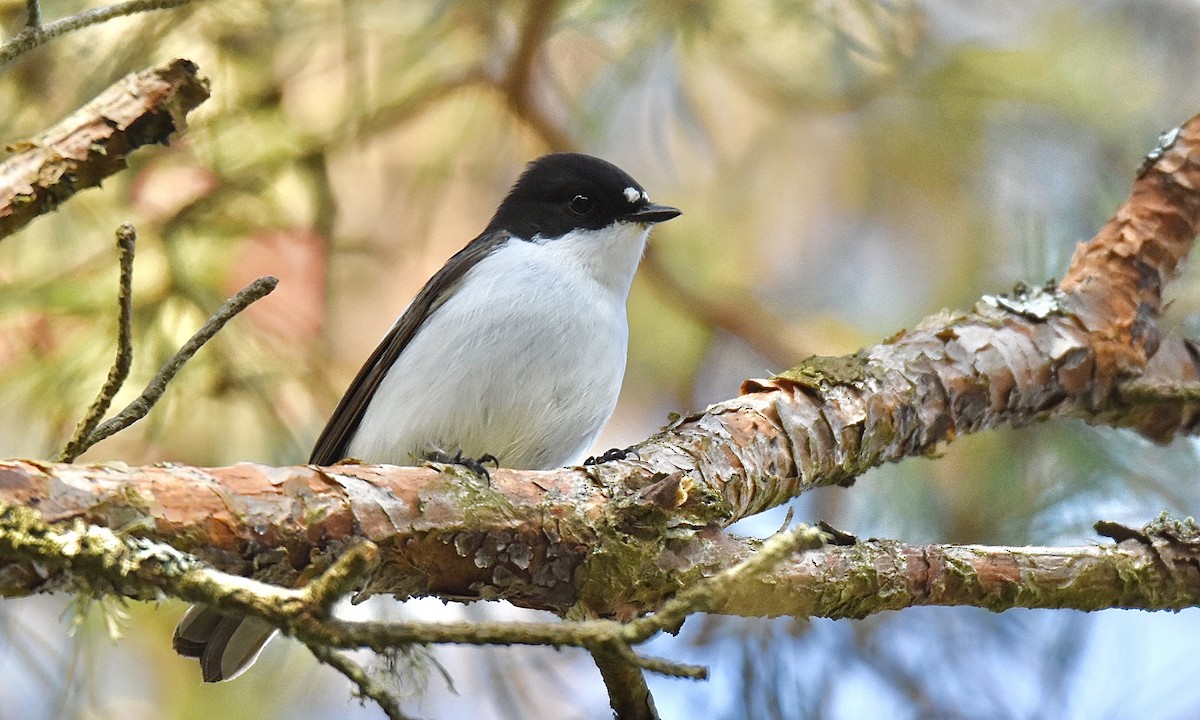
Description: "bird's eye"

(568, 194), (594, 215)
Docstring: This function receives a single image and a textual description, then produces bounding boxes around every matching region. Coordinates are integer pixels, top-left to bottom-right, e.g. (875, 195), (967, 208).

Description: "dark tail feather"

(174, 604), (278, 682)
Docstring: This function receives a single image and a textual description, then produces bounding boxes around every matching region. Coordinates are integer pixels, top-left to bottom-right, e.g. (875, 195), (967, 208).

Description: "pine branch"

(3, 460), (1200, 617)
(0, 58), (209, 241)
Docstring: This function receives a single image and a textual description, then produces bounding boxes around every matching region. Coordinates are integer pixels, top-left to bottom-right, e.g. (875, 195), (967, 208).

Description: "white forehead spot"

(623, 187), (641, 204)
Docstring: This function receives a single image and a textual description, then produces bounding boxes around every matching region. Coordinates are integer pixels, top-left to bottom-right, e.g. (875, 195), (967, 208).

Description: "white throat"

(531, 221), (651, 299)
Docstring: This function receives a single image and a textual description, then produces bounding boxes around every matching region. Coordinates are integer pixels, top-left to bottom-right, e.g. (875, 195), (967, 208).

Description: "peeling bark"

(621, 117), (1200, 521)
(0, 58), (209, 241)
(0, 460), (617, 614)
(3, 466), (1200, 621)
(3, 93), (1200, 626)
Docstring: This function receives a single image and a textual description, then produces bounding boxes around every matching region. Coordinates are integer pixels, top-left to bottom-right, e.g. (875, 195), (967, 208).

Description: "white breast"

(346, 221), (650, 471)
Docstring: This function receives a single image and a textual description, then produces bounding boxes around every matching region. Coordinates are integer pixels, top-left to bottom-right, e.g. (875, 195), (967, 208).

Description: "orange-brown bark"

(0, 58), (209, 241)
(627, 117), (1200, 521)
(3, 102), (1200, 622)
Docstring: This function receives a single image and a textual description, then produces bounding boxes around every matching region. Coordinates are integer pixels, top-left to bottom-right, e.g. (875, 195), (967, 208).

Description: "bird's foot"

(426, 448), (499, 481)
(583, 446), (637, 466)
(331, 457), (367, 465)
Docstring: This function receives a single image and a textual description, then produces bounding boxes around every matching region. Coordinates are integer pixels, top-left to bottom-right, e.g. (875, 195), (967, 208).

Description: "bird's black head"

(486, 153), (680, 239)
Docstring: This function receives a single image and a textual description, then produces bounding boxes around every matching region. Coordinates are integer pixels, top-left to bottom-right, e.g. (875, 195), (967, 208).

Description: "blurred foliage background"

(2, 0), (1200, 718)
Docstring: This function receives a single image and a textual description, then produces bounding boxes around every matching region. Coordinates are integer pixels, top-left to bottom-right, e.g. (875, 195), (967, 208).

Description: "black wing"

(308, 230), (512, 465)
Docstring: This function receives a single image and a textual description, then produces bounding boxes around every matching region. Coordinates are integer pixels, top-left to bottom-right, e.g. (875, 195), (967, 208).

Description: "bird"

(172, 152), (680, 682)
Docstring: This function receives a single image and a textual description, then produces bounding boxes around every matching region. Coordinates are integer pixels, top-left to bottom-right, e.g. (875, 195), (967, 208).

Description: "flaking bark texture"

(4, 108), (1200, 621)
(0, 58), (209, 241)
(618, 116), (1200, 521)
(0, 460), (610, 614)
(3, 460), (1200, 620)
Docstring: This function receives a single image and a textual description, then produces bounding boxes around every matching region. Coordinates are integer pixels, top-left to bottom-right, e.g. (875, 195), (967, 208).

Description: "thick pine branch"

(2, 485), (1199, 620)
(3, 113), (1200, 617)
(2, 63), (1200, 679)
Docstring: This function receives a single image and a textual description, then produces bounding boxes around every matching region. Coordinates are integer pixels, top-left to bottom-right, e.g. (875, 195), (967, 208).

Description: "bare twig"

(302, 542), (379, 615)
(307, 644), (418, 720)
(626, 525), (829, 642)
(79, 276), (278, 452)
(6, 495), (1200, 720)
(58, 224), (137, 463)
(0, 0), (194, 67)
(592, 644), (659, 720)
(1119, 379), (1200, 404)
(565, 527), (830, 707)
(623, 650), (706, 680)
(24, 0), (40, 29)
(8, 460), (1200, 618)
(0, 500), (809, 680)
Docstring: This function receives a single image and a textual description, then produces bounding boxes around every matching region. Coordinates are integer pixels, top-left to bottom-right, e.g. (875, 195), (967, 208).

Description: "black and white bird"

(173, 152), (680, 682)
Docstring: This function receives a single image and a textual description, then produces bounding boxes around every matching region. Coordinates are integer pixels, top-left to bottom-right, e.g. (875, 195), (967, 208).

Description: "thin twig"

(58, 224), (137, 463)
(625, 524), (829, 642)
(1120, 379), (1200, 404)
(307, 644), (418, 720)
(579, 524), (827, 716)
(80, 275), (278, 451)
(24, 0), (40, 29)
(622, 649), (707, 680)
(592, 643), (659, 720)
(0, 0), (194, 68)
(302, 541), (379, 615)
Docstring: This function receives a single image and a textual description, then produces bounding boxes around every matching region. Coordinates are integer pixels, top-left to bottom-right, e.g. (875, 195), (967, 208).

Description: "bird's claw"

(427, 449), (499, 481)
(583, 446), (636, 466)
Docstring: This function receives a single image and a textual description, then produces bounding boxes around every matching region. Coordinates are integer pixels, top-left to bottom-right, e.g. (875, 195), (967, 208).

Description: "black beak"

(624, 203), (681, 224)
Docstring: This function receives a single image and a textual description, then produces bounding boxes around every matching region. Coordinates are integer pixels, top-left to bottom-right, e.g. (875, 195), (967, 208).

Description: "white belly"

(346, 230), (641, 470)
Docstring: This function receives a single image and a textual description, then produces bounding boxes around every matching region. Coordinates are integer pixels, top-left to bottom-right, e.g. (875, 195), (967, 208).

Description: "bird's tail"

(173, 604), (278, 682)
